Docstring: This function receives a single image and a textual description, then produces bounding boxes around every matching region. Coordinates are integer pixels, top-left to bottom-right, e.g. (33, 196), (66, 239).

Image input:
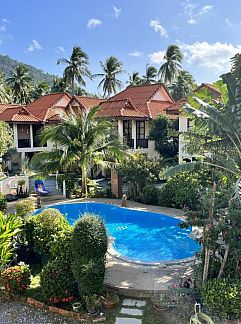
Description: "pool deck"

(8, 197), (196, 298)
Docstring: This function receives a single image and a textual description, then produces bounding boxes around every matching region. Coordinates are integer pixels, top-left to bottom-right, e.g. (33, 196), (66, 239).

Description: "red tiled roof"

(164, 98), (187, 113)
(0, 106), (42, 123)
(0, 104), (21, 114)
(148, 100), (174, 118)
(97, 99), (147, 118)
(73, 96), (105, 110)
(194, 83), (221, 96)
(26, 93), (72, 122)
(109, 83), (173, 118)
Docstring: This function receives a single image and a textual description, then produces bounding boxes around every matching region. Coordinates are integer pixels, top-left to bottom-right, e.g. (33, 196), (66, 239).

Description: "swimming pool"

(37, 202), (200, 263)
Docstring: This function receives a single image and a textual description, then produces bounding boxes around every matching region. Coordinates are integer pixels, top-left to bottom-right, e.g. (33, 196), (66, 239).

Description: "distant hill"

(0, 54), (56, 85)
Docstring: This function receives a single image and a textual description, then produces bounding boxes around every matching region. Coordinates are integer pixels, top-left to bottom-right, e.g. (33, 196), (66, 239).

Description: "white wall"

(0, 175), (29, 195)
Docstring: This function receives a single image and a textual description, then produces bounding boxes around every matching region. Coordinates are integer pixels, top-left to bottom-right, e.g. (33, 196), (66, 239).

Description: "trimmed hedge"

(202, 278), (241, 319)
(16, 200), (35, 219)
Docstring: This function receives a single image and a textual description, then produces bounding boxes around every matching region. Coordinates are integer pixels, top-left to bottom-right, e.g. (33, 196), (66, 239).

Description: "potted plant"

(151, 291), (178, 311)
(84, 294), (100, 316)
(101, 292), (119, 309)
(72, 302), (81, 312)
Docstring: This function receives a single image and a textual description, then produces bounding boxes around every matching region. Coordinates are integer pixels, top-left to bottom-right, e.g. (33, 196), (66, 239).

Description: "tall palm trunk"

(81, 164), (88, 197)
(71, 73), (75, 96)
(202, 182), (216, 287)
(217, 244), (230, 279)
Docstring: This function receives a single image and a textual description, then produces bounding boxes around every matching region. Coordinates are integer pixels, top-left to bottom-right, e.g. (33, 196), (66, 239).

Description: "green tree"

(51, 77), (69, 93)
(95, 56), (123, 98)
(0, 121), (14, 172)
(32, 81), (50, 99)
(57, 46), (92, 95)
(0, 72), (11, 103)
(149, 115), (179, 160)
(127, 71), (142, 86)
(142, 65), (157, 84)
(31, 107), (124, 196)
(6, 65), (32, 104)
(169, 70), (195, 101)
(159, 45), (183, 84)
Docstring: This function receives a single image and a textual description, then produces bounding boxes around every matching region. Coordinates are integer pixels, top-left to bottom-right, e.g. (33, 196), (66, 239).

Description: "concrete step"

(115, 318), (142, 324)
(120, 308), (143, 316)
(122, 299), (146, 308)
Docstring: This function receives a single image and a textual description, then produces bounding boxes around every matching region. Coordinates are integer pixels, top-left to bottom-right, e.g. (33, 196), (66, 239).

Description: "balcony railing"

(126, 138), (134, 149)
(18, 139), (31, 148)
(136, 138), (148, 149)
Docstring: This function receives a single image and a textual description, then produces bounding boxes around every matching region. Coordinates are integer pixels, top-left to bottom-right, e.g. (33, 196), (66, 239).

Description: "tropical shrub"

(0, 212), (22, 270)
(202, 278), (241, 319)
(0, 193), (7, 211)
(49, 230), (73, 261)
(159, 173), (200, 210)
(71, 214), (108, 295)
(15, 199), (35, 219)
(141, 185), (159, 205)
(28, 208), (71, 257)
(40, 258), (77, 304)
(57, 173), (76, 198)
(1, 263), (31, 295)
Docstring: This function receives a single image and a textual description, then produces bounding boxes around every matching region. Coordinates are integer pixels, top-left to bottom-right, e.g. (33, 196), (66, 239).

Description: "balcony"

(136, 139), (148, 149)
(126, 138), (134, 149)
(18, 139), (31, 148)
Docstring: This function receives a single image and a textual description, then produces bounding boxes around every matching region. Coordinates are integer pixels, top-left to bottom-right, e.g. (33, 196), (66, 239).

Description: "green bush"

(72, 214), (108, 260)
(40, 258), (77, 304)
(159, 173), (200, 210)
(1, 263), (31, 295)
(0, 193), (7, 211)
(15, 199), (35, 219)
(50, 230), (73, 261)
(202, 278), (241, 319)
(29, 208), (71, 257)
(71, 214), (108, 295)
(141, 185), (159, 205)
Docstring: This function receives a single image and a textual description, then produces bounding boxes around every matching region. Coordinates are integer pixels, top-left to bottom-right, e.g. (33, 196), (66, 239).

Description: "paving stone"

(122, 299), (146, 307)
(120, 308), (143, 316)
(115, 318), (142, 324)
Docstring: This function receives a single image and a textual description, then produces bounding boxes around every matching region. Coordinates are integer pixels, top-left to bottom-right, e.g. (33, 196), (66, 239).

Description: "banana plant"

(0, 212), (22, 271)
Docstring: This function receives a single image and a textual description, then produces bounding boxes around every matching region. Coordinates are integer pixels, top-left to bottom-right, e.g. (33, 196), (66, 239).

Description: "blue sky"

(1, 0), (241, 94)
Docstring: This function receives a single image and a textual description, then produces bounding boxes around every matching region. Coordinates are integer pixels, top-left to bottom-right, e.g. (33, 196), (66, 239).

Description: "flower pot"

(72, 302), (81, 312)
(102, 294), (119, 309)
(151, 292), (177, 312)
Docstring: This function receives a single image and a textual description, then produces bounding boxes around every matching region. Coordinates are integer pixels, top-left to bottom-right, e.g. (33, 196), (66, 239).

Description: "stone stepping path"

(115, 299), (146, 324)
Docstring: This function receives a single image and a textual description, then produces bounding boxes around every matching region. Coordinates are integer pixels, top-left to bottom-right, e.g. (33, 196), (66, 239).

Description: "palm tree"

(51, 77), (69, 93)
(169, 70), (195, 101)
(159, 45), (183, 84)
(30, 106), (125, 196)
(57, 46), (92, 95)
(127, 72), (142, 86)
(95, 56), (123, 98)
(0, 72), (10, 103)
(6, 65), (32, 104)
(32, 82), (50, 99)
(142, 65), (158, 84)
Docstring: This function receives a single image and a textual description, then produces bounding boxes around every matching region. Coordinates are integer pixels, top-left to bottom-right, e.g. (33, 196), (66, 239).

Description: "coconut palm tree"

(32, 82), (50, 99)
(142, 65), (158, 84)
(95, 56), (123, 98)
(127, 72), (142, 86)
(57, 46), (92, 95)
(159, 45), (183, 84)
(0, 72), (10, 104)
(169, 70), (195, 101)
(51, 77), (69, 93)
(6, 65), (32, 104)
(30, 106), (125, 196)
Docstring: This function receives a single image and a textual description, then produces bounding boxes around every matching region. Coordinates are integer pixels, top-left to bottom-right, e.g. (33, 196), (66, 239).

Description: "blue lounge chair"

(34, 180), (51, 195)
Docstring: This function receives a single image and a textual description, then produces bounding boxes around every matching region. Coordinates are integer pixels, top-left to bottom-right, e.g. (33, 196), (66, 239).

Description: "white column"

(118, 119), (123, 143)
(30, 124), (33, 148)
(63, 180), (66, 197)
(132, 120), (136, 149)
(13, 124), (18, 149)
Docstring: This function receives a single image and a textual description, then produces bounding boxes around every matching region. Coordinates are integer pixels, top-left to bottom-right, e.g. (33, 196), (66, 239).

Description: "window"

(187, 118), (194, 129)
(123, 120), (132, 139)
(136, 121), (145, 139)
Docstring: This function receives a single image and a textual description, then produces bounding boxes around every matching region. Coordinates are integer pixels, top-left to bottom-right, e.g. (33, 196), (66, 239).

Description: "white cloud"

(57, 46), (65, 53)
(225, 18), (232, 26)
(27, 39), (42, 52)
(148, 50), (165, 64)
(150, 19), (168, 37)
(182, 1), (213, 24)
(113, 6), (121, 18)
(180, 41), (241, 72)
(128, 51), (143, 57)
(2, 18), (10, 24)
(87, 18), (102, 29)
(0, 25), (6, 32)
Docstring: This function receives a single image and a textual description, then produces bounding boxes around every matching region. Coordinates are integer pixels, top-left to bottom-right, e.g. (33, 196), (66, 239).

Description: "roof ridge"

(17, 106), (42, 121)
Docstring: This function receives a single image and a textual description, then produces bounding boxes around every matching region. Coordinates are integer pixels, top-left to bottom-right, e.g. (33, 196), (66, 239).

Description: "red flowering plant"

(0, 263), (31, 295)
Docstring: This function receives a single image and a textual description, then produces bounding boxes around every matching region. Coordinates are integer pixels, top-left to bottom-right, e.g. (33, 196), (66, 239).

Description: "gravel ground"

(0, 301), (78, 324)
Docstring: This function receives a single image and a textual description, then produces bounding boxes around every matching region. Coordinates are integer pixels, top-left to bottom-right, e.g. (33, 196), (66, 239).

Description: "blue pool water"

(37, 202), (200, 263)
